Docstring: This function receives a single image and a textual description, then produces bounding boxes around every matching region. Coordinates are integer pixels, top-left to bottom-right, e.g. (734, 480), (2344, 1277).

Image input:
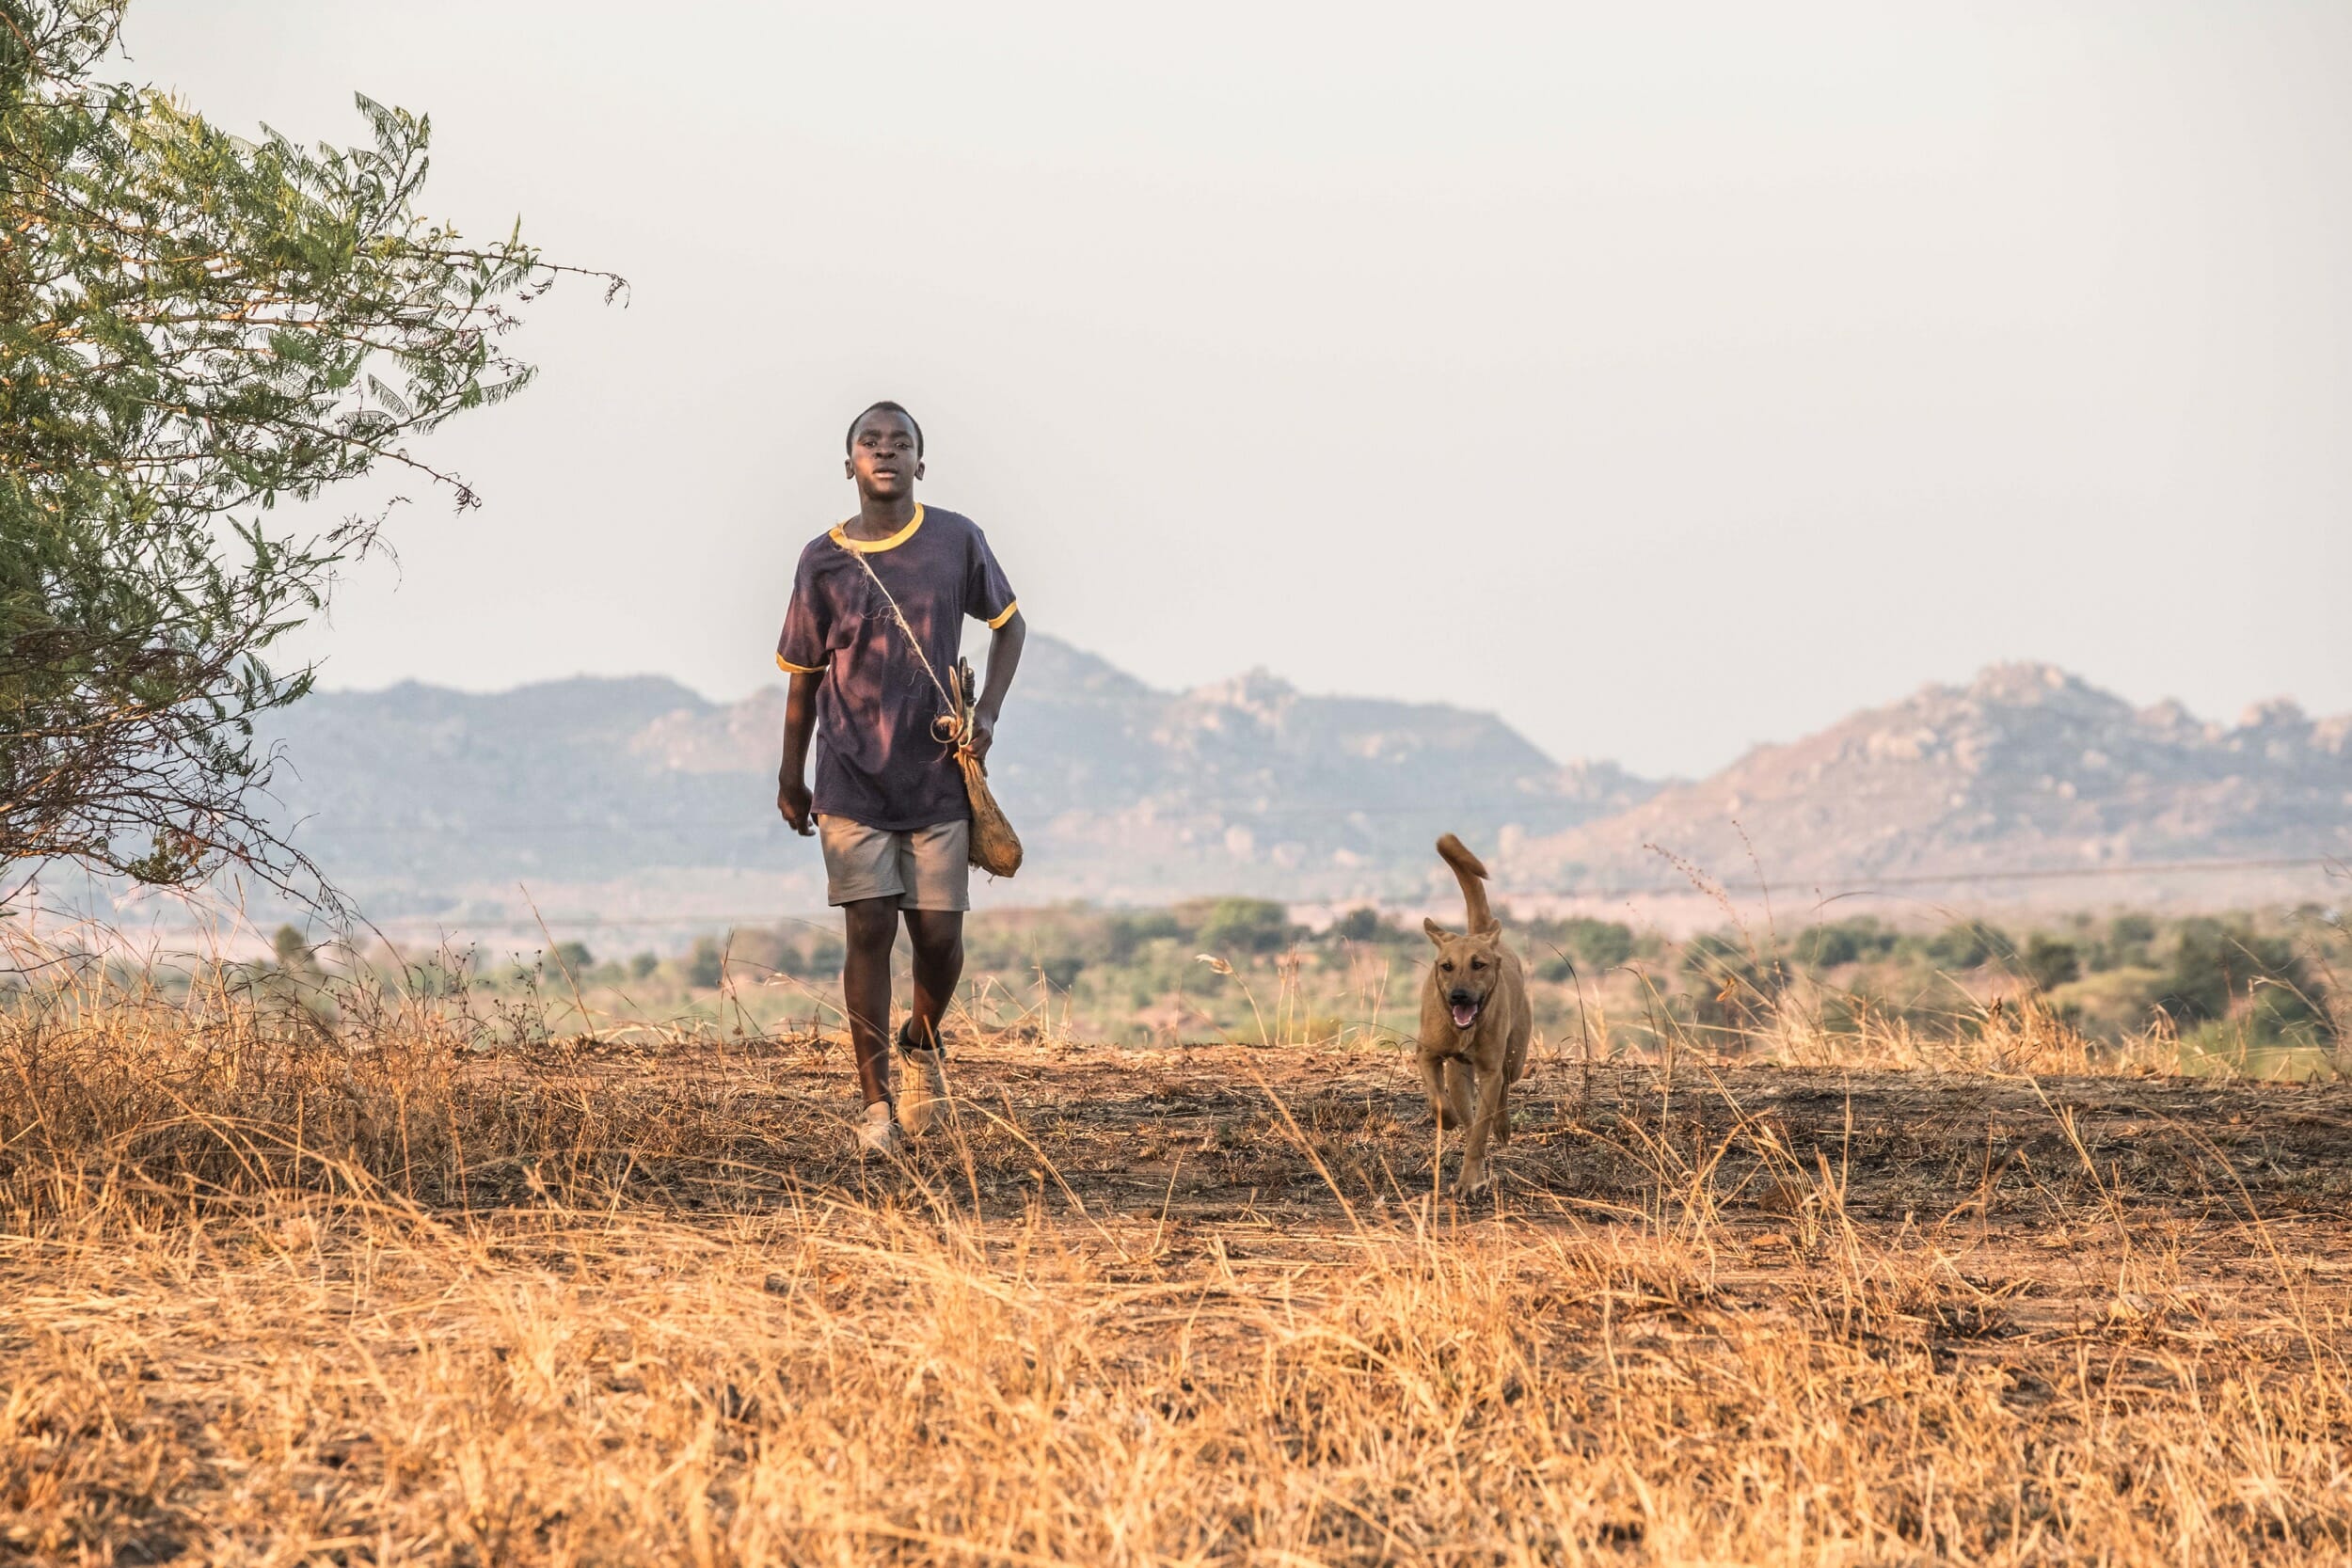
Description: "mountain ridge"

(248, 639), (2349, 925)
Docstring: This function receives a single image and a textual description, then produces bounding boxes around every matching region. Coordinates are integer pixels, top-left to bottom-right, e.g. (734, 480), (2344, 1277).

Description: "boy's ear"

(1423, 918), (1453, 946)
(914, 458), (927, 480)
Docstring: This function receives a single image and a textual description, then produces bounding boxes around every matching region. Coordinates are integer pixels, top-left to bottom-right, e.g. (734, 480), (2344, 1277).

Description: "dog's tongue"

(1450, 1002), (1478, 1030)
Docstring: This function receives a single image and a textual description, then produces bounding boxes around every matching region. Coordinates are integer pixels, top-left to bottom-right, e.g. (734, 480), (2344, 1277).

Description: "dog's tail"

(1437, 833), (1497, 933)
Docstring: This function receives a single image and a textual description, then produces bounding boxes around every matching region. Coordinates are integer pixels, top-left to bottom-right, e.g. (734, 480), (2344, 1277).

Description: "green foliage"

(2022, 934), (2082, 992)
(1331, 906), (1386, 943)
(628, 952), (659, 981)
(1926, 921), (2009, 971)
(0, 4), (611, 890)
(1193, 897), (1293, 956)
(552, 941), (595, 974)
(2156, 919), (2320, 1037)
(271, 923), (312, 971)
(685, 937), (723, 990)
(1530, 917), (1640, 982)
(1790, 917), (1899, 971)
(2091, 913), (2160, 973)
(1105, 911), (1181, 963)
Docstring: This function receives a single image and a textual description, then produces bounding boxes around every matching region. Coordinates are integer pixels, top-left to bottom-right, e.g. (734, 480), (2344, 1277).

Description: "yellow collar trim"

(831, 503), (925, 554)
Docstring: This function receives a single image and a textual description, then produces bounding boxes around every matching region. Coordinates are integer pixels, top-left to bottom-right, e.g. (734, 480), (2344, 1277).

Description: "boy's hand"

(778, 777), (815, 835)
(965, 712), (995, 764)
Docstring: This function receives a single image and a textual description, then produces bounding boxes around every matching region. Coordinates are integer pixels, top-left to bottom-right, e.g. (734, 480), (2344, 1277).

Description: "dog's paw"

(1451, 1163), (1491, 1197)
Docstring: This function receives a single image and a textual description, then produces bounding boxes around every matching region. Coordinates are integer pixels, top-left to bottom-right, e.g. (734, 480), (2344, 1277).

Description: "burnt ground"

(490, 1032), (2352, 1252)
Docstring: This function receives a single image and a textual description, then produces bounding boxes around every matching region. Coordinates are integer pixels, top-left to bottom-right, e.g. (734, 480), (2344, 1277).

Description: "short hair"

(846, 401), (923, 457)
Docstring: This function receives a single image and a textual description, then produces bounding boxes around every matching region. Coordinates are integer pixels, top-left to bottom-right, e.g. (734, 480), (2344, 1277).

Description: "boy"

(775, 402), (1026, 1153)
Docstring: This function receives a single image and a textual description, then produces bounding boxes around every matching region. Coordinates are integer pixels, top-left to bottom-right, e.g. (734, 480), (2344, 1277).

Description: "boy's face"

(846, 410), (923, 499)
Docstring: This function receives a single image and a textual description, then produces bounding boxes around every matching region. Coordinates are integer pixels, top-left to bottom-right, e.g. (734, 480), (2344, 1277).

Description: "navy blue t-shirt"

(776, 505), (1018, 831)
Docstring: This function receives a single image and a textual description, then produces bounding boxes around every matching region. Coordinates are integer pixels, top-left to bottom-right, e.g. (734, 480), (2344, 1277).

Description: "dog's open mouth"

(1449, 1000), (1481, 1030)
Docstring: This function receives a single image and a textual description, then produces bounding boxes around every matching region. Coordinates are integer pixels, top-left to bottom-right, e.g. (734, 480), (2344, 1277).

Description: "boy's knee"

(842, 899), (899, 951)
(903, 910), (963, 958)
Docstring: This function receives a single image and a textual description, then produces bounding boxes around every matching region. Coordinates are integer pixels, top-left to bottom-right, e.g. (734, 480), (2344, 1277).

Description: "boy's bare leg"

(901, 910), (964, 1051)
(841, 896), (900, 1106)
(896, 910), (962, 1135)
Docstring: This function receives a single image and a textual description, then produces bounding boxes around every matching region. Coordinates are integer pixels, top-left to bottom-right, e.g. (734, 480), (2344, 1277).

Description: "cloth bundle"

(951, 657), (1023, 878)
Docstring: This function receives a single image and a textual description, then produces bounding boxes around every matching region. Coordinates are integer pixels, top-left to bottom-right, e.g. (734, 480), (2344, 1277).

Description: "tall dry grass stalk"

(3, 948), (2348, 1563)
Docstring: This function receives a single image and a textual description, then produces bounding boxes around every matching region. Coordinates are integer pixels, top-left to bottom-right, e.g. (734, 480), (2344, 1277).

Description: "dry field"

(4, 975), (2351, 1564)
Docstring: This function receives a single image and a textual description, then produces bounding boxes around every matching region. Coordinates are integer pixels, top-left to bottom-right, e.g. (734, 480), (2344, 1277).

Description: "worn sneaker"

(854, 1099), (902, 1156)
(898, 1045), (950, 1137)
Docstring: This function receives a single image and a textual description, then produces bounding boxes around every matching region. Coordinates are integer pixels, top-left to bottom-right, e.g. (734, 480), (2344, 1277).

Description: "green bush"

(1790, 918), (1899, 970)
(2023, 935), (2082, 991)
(2157, 920), (2319, 1037)
(1193, 897), (1293, 957)
(1106, 911), (1183, 963)
(1927, 921), (2009, 971)
(2091, 913), (2159, 972)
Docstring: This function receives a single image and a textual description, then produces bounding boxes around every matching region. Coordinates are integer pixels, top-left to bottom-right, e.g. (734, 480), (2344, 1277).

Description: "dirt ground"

(483, 1030), (2352, 1311)
(509, 1031), (2352, 1216)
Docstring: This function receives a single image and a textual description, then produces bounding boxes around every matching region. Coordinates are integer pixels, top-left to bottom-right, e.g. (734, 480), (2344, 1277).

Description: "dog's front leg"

(1453, 1062), (1509, 1195)
(1441, 1059), (1474, 1132)
(1416, 1051), (1454, 1127)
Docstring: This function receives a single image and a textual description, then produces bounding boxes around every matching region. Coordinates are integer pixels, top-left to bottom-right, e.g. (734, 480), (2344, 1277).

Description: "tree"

(2021, 934), (2082, 992)
(1194, 897), (1292, 957)
(1, 2), (615, 896)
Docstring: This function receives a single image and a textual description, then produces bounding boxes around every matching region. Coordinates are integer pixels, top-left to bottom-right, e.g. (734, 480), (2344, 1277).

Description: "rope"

(835, 538), (970, 750)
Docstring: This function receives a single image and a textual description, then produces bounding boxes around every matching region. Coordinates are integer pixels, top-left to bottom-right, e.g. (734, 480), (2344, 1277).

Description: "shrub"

(2157, 920), (2319, 1037)
(1107, 911), (1183, 963)
(2023, 935), (2082, 992)
(1194, 898), (1292, 957)
(1927, 921), (2009, 971)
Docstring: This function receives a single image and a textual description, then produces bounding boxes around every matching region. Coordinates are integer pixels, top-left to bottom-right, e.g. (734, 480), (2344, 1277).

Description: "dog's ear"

(1423, 917), (1454, 946)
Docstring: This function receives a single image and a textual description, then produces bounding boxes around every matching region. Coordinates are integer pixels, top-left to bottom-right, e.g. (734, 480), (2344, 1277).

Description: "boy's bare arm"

(775, 670), (822, 834)
(967, 610), (1025, 762)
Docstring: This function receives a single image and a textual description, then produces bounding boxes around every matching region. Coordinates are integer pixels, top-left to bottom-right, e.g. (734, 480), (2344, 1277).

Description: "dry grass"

(4, 957), (2351, 1564)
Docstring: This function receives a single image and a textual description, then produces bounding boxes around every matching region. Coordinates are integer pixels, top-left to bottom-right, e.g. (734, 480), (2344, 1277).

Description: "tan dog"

(1417, 833), (1532, 1195)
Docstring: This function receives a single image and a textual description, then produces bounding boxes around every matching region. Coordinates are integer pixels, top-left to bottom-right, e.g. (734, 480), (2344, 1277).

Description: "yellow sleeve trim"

(985, 599), (1020, 630)
(775, 652), (825, 674)
(827, 503), (925, 554)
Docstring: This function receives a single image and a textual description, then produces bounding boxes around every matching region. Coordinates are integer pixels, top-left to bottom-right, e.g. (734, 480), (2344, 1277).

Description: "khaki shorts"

(817, 816), (972, 911)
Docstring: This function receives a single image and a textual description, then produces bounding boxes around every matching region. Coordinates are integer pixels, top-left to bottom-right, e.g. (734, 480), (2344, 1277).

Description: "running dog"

(1417, 833), (1532, 1195)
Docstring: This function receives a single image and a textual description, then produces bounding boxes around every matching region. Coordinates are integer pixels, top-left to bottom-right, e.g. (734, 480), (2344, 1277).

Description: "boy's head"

(845, 401), (924, 499)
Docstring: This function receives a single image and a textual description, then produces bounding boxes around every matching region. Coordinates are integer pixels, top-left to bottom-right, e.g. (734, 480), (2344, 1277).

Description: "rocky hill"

(239, 647), (2347, 933)
(1516, 663), (2351, 898)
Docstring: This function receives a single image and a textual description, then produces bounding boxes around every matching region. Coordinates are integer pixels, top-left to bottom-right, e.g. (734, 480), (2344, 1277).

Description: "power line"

(95, 853), (2338, 939)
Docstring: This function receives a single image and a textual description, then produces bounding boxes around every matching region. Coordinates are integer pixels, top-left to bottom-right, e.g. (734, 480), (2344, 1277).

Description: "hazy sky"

(123, 2), (2352, 778)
